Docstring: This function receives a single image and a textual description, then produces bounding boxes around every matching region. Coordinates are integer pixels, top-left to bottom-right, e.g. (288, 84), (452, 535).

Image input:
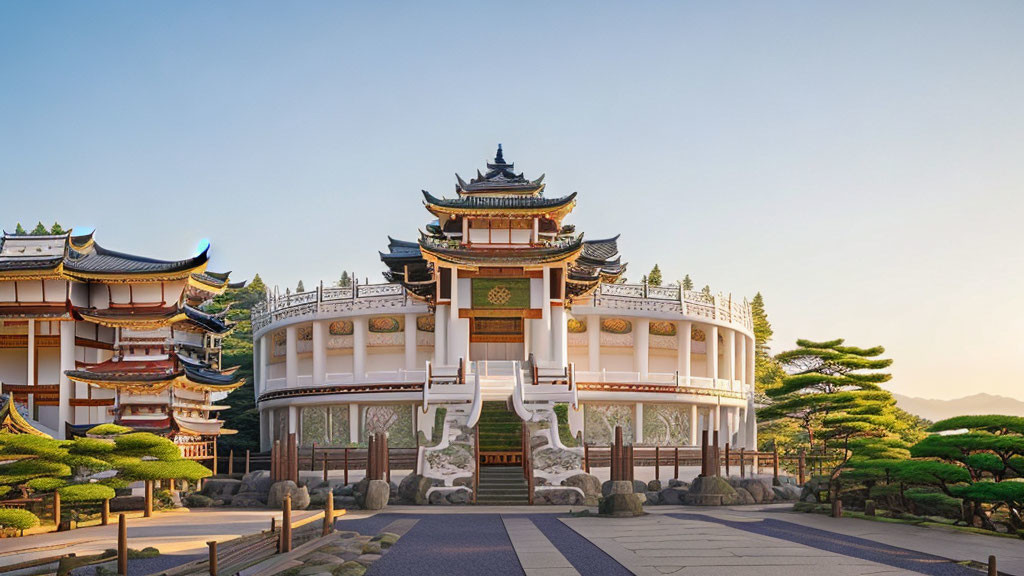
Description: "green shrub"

(905, 488), (962, 519)
(0, 459), (71, 484)
(0, 508), (40, 531)
(0, 433), (67, 458)
(553, 404), (577, 447)
(68, 437), (116, 455)
(0, 486), (11, 498)
(59, 484), (116, 503)
(118, 459), (211, 482)
(154, 489), (175, 510)
(113, 433), (180, 460)
(61, 454), (113, 473)
(25, 477), (67, 492)
(87, 424), (133, 436)
(98, 477), (131, 490)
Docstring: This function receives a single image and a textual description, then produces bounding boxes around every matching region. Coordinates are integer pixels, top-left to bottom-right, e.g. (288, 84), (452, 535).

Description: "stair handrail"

(511, 360), (535, 422)
(466, 367), (483, 428)
(422, 360), (431, 413)
(568, 362), (579, 411)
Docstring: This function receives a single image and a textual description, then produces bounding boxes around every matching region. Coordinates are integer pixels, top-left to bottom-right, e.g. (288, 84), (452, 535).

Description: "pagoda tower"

(382, 145), (624, 367)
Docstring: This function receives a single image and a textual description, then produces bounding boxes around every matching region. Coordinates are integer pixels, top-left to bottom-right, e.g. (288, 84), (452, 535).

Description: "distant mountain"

(894, 393), (1024, 422)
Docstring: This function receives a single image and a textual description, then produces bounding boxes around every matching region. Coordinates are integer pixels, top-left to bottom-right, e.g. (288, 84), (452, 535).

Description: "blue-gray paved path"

(670, 513), (980, 576)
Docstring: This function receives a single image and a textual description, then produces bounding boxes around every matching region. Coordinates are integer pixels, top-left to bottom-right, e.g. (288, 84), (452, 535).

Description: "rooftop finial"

(495, 143), (505, 164)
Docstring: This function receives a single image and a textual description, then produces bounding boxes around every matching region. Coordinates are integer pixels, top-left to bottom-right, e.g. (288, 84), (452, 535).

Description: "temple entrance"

(475, 401), (530, 504)
(468, 317), (525, 361)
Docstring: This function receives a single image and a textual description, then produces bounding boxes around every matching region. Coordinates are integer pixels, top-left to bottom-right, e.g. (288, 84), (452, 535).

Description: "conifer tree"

(296, 280), (305, 293)
(681, 274), (694, 291)
(30, 222), (48, 235)
(641, 274), (648, 284)
(647, 264), (663, 286)
(337, 271), (351, 287)
(701, 285), (712, 296)
(50, 222), (65, 235)
(750, 293), (784, 394)
(14, 223), (26, 235)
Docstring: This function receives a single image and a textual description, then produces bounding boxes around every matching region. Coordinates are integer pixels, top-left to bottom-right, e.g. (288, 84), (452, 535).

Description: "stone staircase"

(477, 401), (522, 452)
(476, 465), (531, 505)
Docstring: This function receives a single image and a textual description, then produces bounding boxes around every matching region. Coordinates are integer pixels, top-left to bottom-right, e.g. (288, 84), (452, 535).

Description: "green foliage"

(59, 483), (116, 502)
(50, 222), (65, 235)
(86, 424), (133, 436)
(30, 222), (49, 235)
(113, 433), (181, 460)
(680, 274), (693, 291)
(14, 223), (27, 235)
(98, 477), (131, 490)
(0, 508), (39, 530)
(701, 285), (711, 296)
(0, 459), (72, 484)
(118, 458), (212, 482)
(337, 271), (352, 287)
(296, 280), (305, 293)
(647, 264), (662, 286)
(750, 293), (784, 394)
(69, 437), (116, 455)
(928, 415), (1024, 436)
(905, 489), (963, 518)
(25, 477), (67, 492)
(553, 404), (577, 447)
(0, 433), (68, 458)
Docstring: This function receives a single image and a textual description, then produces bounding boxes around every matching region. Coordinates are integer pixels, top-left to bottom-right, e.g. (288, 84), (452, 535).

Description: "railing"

(592, 283), (752, 331)
(236, 446), (418, 483)
(179, 441), (215, 460)
(251, 281), (412, 333)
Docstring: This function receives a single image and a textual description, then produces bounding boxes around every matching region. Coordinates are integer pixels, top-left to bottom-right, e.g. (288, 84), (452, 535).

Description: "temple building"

(253, 146), (756, 500)
(0, 230), (243, 451)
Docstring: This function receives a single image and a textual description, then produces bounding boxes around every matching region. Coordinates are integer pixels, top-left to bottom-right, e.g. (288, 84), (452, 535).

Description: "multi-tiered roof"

(381, 145), (625, 300)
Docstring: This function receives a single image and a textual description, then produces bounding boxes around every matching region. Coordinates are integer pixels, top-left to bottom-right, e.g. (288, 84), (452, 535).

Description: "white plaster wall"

(599, 348), (633, 372)
(0, 350), (27, 384)
(0, 282), (14, 302)
(37, 348), (60, 384)
(567, 347), (588, 371)
(366, 350), (403, 372)
(326, 353), (353, 375)
(648, 349), (676, 374)
(43, 280), (66, 302)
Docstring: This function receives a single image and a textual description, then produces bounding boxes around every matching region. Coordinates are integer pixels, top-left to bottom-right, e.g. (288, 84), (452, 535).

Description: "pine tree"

(30, 222), (48, 235)
(647, 264), (663, 286)
(296, 280), (305, 293)
(641, 274), (648, 284)
(336, 271), (351, 288)
(14, 223), (26, 235)
(681, 274), (694, 291)
(50, 222), (65, 235)
(701, 285), (712, 296)
(751, 293), (784, 395)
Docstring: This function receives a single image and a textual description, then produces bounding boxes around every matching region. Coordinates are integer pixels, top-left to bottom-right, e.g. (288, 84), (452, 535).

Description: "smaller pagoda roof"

(180, 305), (233, 334)
(455, 145), (545, 196)
(0, 234), (67, 279)
(567, 235), (627, 298)
(419, 232), (584, 268)
(74, 305), (187, 330)
(65, 241), (209, 281)
(181, 363), (245, 392)
(0, 394), (51, 437)
(422, 190), (577, 218)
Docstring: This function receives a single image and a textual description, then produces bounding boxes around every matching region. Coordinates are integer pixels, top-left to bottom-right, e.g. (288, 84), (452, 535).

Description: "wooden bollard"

(584, 443), (590, 474)
(673, 447), (679, 480)
(832, 498), (843, 518)
(144, 480), (153, 517)
(865, 500), (876, 516)
(988, 555), (997, 576)
(740, 448), (746, 478)
(700, 430), (709, 477)
(725, 443), (731, 476)
(53, 491), (61, 530)
(798, 450), (806, 485)
(270, 517), (276, 533)
(272, 440), (280, 482)
(117, 514), (127, 576)
(245, 449), (251, 474)
(280, 494), (292, 553)
(228, 449), (234, 475)
(323, 454), (329, 483)
(772, 444), (780, 486)
(311, 443), (317, 472)
(654, 445), (660, 481)
(207, 540), (218, 576)
(213, 440), (218, 475)
(712, 431), (720, 477)
(344, 447), (349, 485)
(288, 432), (298, 482)
(323, 492), (334, 536)
(102, 498), (110, 526)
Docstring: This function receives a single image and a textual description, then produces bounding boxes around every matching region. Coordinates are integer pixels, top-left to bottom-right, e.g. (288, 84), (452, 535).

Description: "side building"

(0, 231), (243, 459)
(252, 147), (756, 494)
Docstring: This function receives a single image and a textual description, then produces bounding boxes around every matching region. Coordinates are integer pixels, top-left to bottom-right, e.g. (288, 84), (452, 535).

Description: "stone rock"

(230, 492), (266, 508)
(201, 478), (242, 503)
(602, 480), (635, 497)
(733, 487), (756, 505)
(338, 495), (357, 507)
(389, 481), (399, 497)
(372, 532), (400, 548)
(182, 494), (213, 508)
(599, 493), (644, 517)
(453, 476), (473, 488)
(534, 476), (548, 486)
(362, 479), (390, 510)
(334, 484), (355, 497)
(361, 541), (382, 555)
(647, 479), (662, 492)
(398, 474), (432, 505)
(740, 479), (774, 503)
(773, 485), (802, 501)
(446, 489), (470, 505)
(632, 480), (648, 494)
(268, 481), (311, 510)
(658, 487), (688, 505)
(428, 491), (449, 505)
(537, 488), (584, 505)
(299, 565), (335, 576)
(309, 489), (331, 508)
(332, 561), (366, 576)
(668, 478), (686, 488)
(241, 470), (273, 495)
(644, 491), (661, 505)
(563, 473), (601, 505)
(684, 476), (740, 506)
(110, 495), (146, 511)
(354, 554), (381, 566)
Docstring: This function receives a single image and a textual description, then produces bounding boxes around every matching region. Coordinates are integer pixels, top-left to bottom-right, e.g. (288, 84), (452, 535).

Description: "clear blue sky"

(2, 2), (1022, 400)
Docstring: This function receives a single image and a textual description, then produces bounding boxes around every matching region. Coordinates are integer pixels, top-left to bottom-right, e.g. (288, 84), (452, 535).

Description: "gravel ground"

(670, 513), (981, 576)
(69, 552), (205, 576)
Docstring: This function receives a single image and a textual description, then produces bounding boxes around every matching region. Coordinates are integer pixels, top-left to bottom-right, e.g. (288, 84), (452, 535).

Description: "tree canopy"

(647, 264), (662, 286)
(680, 274), (694, 291)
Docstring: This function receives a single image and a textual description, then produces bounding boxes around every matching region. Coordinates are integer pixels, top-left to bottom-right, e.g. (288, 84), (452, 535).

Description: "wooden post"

(385, 438), (391, 484)
(831, 498), (842, 518)
(712, 431), (720, 477)
(988, 555), (997, 576)
(367, 434), (376, 481)
(344, 447), (349, 485)
(772, 443), (780, 486)
(272, 440), (279, 482)
(117, 514), (127, 576)
(865, 500), (876, 516)
(169, 478), (176, 492)
(207, 541), (218, 576)
(270, 517), (276, 533)
(700, 430), (709, 477)
(798, 450), (806, 486)
(584, 443), (590, 474)
(288, 432), (298, 483)
(654, 445), (660, 481)
(310, 443), (317, 472)
(144, 480), (153, 518)
(739, 448), (746, 478)
(228, 449), (234, 475)
(52, 491), (61, 529)
(213, 440), (218, 476)
(323, 453), (329, 483)
(724, 443), (731, 476)
(673, 446), (679, 480)
(323, 492), (334, 536)
(245, 449), (251, 474)
(101, 498), (110, 526)
(280, 494), (292, 553)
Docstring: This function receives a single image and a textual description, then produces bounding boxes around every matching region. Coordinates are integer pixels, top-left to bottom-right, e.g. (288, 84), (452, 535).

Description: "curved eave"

(75, 310), (188, 330)
(0, 395), (51, 437)
(0, 264), (64, 281)
(422, 191), (577, 220)
(179, 377), (246, 393)
(188, 273), (230, 295)
(419, 242), (584, 270)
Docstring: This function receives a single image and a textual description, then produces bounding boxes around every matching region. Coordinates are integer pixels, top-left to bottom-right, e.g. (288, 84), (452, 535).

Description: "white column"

(551, 306), (567, 368)
(434, 305), (448, 365)
(726, 329), (736, 384)
(689, 404), (699, 446)
(708, 325), (719, 380)
(259, 335), (269, 393)
(27, 319), (35, 415)
(532, 268), (552, 362)
(716, 404), (725, 447)
(448, 271), (469, 365)
(587, 315), (600, 373)
(288, 405), (298, 435)
(404, 313), (418, 371)
(349, 404), (360, 443)
(285, 325), (298, 387)
(532, 218), (539, 243)
(634, 402), (644, 444)
(678, 320), (691, 385)
(263, 408), (274, 451)
(634, 318), (649, 380)
(747, 396), (758, 449)
(746, 335), (755, 388)
(58, 320), (75, 436)
(738, 334), (747, 390)
(353, 317), (367, 382)
(312, 321), (326, 386)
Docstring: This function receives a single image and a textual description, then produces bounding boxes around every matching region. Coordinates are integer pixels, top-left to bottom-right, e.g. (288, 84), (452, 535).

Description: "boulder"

(334, 484), (355, 497)
(733, 487), (756, 505)
(684, 476), (740, 506)
(644, 491), (661, 505)
(562, 473), (601, 505)
(332, 561), (366, 576)
(389, 481), (399, 498)
(658, 487), (687, 505)
(740, 479), (774, 503)
(110, 495), (146, 511)
(599, 493), (643, 517)
(230, 492), (266, 508)
(268, 481), (311, 510)
(668, 478), (687, 488)
(537, 489), (584, 505)
(309, 488), (332, 508)
(773, 485), (802, 501)
(201, 478), (242, 503)
(428, 491), (449, 505)
(647, 479), (662, 492)
(602, 480), (635, 498)
(182, 494), (214, 508)
(446, 489), (470, 505)
(398, 474), (432, 505)
(632, 480), (648, 494)
(338, 495), (357, 508)
(362, 479), (390, 510)
(241, 470), (273, 495)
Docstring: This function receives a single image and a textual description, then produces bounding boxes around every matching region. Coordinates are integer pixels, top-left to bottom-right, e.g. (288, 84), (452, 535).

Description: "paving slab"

(503, 517), (580, 576)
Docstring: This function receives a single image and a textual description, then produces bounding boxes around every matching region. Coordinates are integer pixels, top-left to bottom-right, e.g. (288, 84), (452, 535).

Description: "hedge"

(0, 459), (71, 485)
(113, 433), (181, 460)
(87, 424), (133, 436)
(59, 484), (116, 503)
(25, 477), (67, 492)
(68, 437), (116, 455)
(118, 459), (212, 482)
(0, 508), (40, 531)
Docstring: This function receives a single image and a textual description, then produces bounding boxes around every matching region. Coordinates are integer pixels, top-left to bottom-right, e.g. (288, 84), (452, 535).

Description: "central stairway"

(476, 466), (530, 505)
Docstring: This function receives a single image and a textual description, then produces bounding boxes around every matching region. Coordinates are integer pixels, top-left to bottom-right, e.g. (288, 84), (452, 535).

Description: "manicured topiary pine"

(0, 508), (39, 533)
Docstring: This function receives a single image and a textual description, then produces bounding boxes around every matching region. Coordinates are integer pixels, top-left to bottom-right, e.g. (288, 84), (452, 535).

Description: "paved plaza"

(2, 505), (1020, 575)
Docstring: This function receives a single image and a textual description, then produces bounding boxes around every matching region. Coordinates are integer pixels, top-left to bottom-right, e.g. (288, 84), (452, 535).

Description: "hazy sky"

(2, 2), (1022, 400)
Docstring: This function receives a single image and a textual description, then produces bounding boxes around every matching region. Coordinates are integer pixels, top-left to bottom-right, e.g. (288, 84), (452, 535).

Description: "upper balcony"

(251, 282), (422, 337)
(573, 283), (753, 335)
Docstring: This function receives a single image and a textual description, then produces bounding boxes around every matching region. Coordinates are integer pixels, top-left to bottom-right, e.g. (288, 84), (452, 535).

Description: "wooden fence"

(216, 444), (417, 484)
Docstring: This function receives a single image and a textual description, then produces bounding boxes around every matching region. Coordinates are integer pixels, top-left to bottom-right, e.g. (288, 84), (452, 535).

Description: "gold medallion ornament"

(486, 285), (513, 306)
